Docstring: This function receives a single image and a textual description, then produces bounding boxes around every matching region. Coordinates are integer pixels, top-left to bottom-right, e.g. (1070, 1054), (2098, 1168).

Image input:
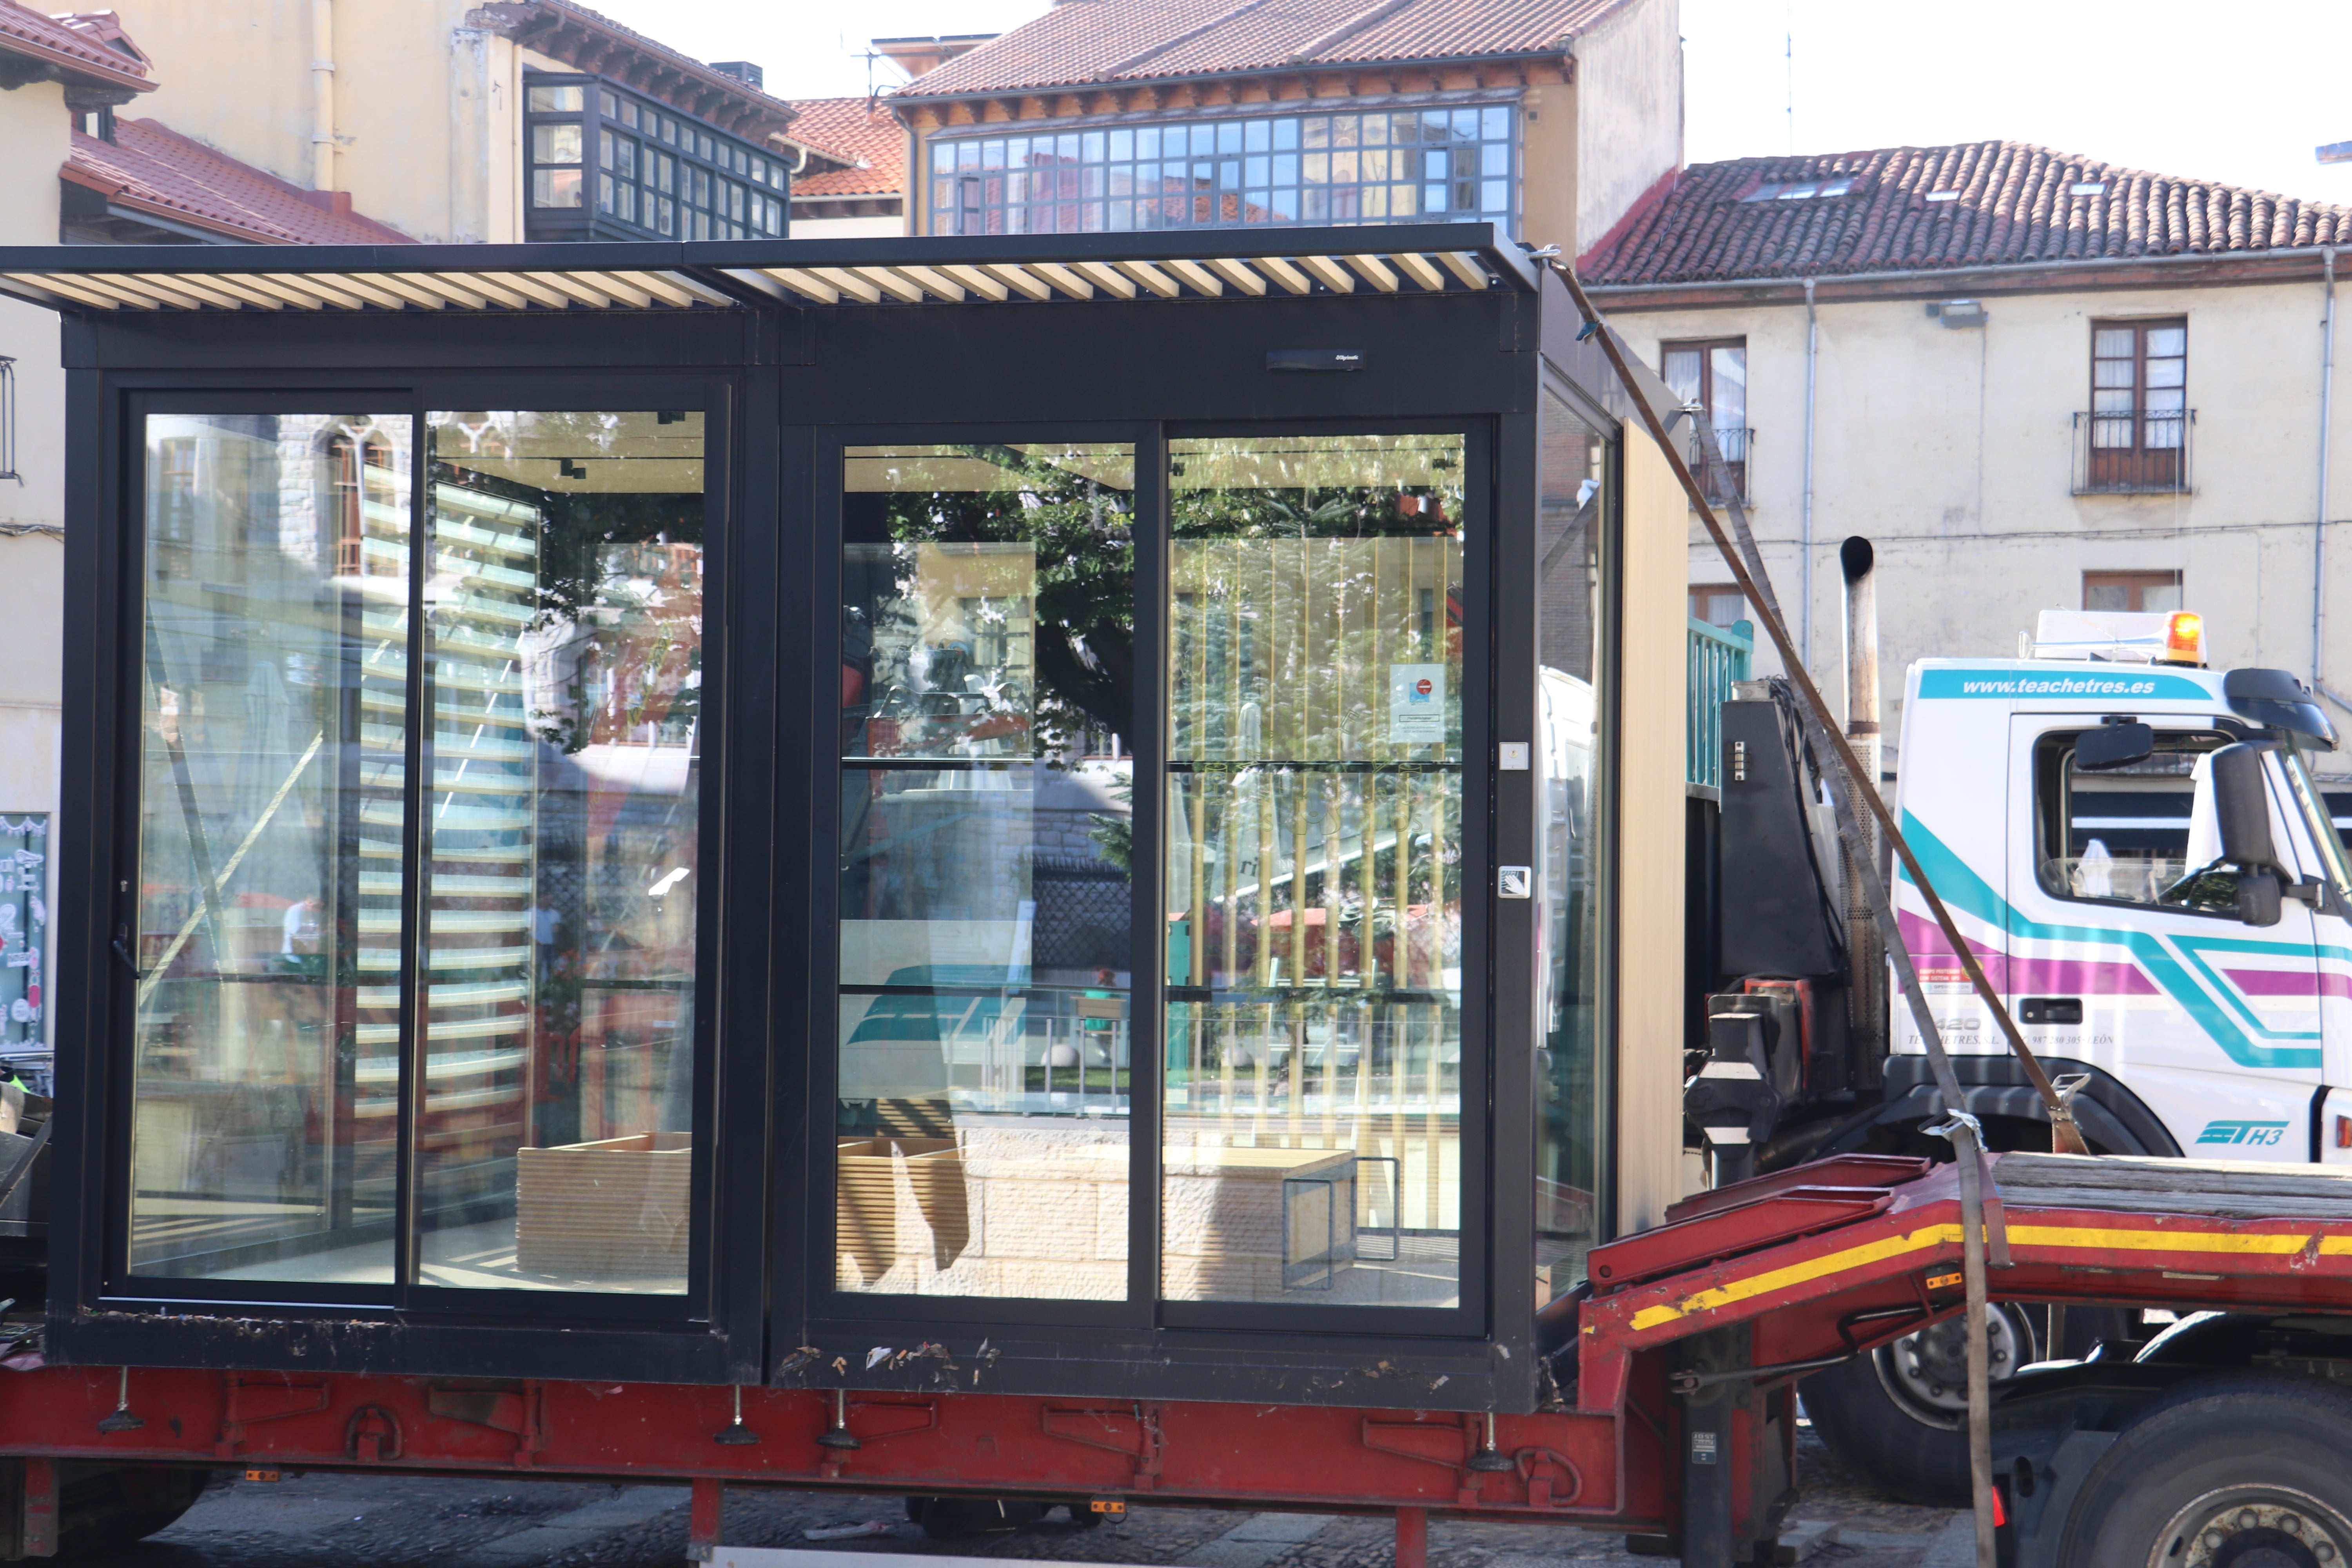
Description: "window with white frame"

(927, 105), (1516, 236)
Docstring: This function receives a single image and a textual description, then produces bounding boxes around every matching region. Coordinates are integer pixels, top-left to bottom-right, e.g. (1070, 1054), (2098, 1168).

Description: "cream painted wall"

(0, 78), (71, 1047)
(1517, 80), (1577, 256)
(1612, 275), (2352, 769)
(1615, 430), (1688, 1234)
(791, 213), (907, 240)
(106, 0), (527, 243)
(1570, 0), (1681, 254)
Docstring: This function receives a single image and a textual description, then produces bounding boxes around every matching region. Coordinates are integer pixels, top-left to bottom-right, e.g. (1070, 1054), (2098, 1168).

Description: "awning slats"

(0, 231), (1531, 316)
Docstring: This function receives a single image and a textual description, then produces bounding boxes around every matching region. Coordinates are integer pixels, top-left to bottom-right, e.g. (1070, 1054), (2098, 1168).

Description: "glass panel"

(131, 413), (412, 1282)
(1162, 434), (1467, 1307)
(2093, 327), (2136, 357)
(0, 815), (45, 1050)
(526, 84), (583, 113)
(838, 443), (1137, 1299)
(2146, 327), (2186, 358)
(1535, 394), (1607, 1301)
(1709, 345), (1747, 430)
(417, 410), (706, 1293)
(532, 124), (582, 166)
(531, 169), (581, 209)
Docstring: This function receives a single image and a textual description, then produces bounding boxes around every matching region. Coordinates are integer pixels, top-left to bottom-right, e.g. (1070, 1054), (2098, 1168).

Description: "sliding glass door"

(1161, 434), (1469, 1310)
(127, 404), (713, 1299)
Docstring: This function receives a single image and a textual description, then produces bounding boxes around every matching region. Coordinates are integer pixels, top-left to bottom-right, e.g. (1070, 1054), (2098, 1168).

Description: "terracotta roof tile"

(0, 0), (151, 92)
(895, 0), (1629, 99)
(1583, 142), (2352, 287)
(65, 119), (414, 245)
(786, 98), (904, 199)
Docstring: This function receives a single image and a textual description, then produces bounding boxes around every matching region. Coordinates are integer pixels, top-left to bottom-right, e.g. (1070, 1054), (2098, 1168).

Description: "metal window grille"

(929, 105), (1517, 236)
(1688, 617), (1754, 791)
(2072, 408), (2195, 494)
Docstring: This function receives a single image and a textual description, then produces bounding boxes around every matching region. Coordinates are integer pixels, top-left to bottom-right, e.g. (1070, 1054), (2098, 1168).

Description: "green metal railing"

(1688, 617), (1753, 790)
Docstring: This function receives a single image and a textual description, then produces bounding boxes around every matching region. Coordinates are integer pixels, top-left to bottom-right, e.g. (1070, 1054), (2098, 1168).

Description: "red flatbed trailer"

(6, 1151), (2352, 1566)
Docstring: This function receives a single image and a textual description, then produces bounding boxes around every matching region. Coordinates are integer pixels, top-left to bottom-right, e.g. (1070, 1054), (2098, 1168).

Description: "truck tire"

(1800, 1303), (2038, 1507)
(2056, 1376), (2352, 1568)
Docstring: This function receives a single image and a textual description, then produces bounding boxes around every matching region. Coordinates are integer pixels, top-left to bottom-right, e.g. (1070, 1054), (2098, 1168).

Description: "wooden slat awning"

(0, 223), (1534, 315)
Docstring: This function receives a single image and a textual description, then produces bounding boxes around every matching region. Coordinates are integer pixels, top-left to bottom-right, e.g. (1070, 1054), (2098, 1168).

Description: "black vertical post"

(1676, 1324), (1746, 1568)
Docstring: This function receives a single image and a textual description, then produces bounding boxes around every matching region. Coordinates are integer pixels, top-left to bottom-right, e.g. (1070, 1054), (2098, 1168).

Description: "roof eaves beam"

(474, 272), (577, 309)
(845, 266), (924, 303)
(1345, 254), (1400, 292)
(889, 264), (965, 302)
(352, 273), (445, 310)
(1297, 255), (1356, 293)
(390, 271), (490, 309)
(1161, 259), (1225, 297)
(308, 273), (411, 310)
(808, 267), (886, 303)
(1391, 251), (1447, 292)
(760, 267), (841, 304)
(1440, 251), (1495, 290)
(1025, 262), (1095, 300)
(1113, 259), (1181, 298)
(1071, 261), (1138, 299)
(1203, 256), (1269, 295)
(1252, 256), (1313, 294)
(938, 264), (1010, 301)
(18, 273), (123, 310)
(65, 273), (196, 310)
(977, 262), (1054, 301)
(564, 270), (650, 308)
(140, 273), (252, 310)
(712, 268), (796, 305)
(648, 269), (735, 307)
(437, 270), (535, 309)
(182, 273), (289, 310)
(530, 271), (616, 307)
(240, 273), (361, 309)
(606, 269), (697, 307)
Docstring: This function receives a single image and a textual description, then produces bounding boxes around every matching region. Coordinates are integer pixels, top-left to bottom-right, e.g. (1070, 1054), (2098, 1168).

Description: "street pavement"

(76, 1419), (1965, 1568)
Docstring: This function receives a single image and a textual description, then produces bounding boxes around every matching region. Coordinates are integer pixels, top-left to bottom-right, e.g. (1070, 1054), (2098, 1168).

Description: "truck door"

(2010, 719), (2321, 1160)
(2272, 742), (2352, 1163)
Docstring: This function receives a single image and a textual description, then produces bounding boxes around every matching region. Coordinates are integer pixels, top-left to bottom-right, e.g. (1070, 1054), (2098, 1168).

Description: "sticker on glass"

(1388, 663), (1447, 744)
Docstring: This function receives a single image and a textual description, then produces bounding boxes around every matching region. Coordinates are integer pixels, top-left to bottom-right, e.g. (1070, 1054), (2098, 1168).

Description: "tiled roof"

(787, 98), (905, 199)
(468, 0), (799, 141)
(896, 0), (1631, 99)
(1583, 142), (2352, 288)
(65, 120), (414, 245)
(0, 0), (152, 92)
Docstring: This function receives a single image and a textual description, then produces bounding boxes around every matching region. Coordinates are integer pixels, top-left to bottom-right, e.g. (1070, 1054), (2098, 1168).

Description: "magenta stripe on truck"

(2223, 968), (2352, 998)
(1895, 911), (2159, 995)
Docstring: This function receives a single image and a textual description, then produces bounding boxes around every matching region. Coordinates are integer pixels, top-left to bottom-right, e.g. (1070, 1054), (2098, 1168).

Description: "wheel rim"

(2147, 1486), (2352, 1568)
(1868, 1304), (2032, 1429)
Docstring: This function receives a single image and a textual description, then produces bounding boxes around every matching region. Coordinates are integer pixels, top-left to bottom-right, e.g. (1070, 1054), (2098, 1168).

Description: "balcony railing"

(2073, 408), (2195, 495)
(1687, 425), (1753, 507)
(1688, 616), (1755, 791)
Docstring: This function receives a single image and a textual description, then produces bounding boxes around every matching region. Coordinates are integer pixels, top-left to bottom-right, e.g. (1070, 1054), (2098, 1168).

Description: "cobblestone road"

(77, 1421), (1964, 1568)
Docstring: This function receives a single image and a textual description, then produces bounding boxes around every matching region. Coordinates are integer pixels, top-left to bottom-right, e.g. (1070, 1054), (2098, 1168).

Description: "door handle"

(112, 924), (147, 980)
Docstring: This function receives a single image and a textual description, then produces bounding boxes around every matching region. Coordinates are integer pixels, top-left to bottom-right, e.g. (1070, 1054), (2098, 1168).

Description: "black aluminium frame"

(28, 229), (1621, 1413)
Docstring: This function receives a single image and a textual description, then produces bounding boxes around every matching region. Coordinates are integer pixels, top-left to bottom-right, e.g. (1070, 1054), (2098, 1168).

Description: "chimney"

(709, 60), (764, 90)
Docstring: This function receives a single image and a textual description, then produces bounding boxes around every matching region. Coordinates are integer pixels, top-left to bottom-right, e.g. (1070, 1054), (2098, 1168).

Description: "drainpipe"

(2316, 247), (2338, 696)
(1840, 535), (1884, 1081)
(1801, 277), (1819, 670)
(310, 0), (336, 191)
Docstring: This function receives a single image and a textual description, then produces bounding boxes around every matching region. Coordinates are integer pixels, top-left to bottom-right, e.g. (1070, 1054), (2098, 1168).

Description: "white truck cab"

(1891, 608), (2352, 1165)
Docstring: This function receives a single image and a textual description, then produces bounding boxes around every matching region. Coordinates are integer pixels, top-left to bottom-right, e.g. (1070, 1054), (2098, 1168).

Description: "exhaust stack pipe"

(1841, 536), (1886, 1084)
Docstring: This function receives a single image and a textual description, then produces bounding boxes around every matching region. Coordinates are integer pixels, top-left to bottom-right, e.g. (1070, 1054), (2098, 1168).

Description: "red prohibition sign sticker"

(1414, 679), (1434, 697)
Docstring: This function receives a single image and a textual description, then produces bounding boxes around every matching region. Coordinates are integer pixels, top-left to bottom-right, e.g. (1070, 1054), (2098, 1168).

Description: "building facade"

(100, 0), (806, 246)
(886, 0), (1684, 259)
(1583, 142), (2352, 769)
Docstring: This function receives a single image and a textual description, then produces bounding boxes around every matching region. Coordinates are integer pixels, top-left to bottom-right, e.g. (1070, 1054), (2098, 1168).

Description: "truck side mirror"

(2210, 743), (2281, 874)
(2074, 720), (2154, 771)
(2236, 869), (2283, 927)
